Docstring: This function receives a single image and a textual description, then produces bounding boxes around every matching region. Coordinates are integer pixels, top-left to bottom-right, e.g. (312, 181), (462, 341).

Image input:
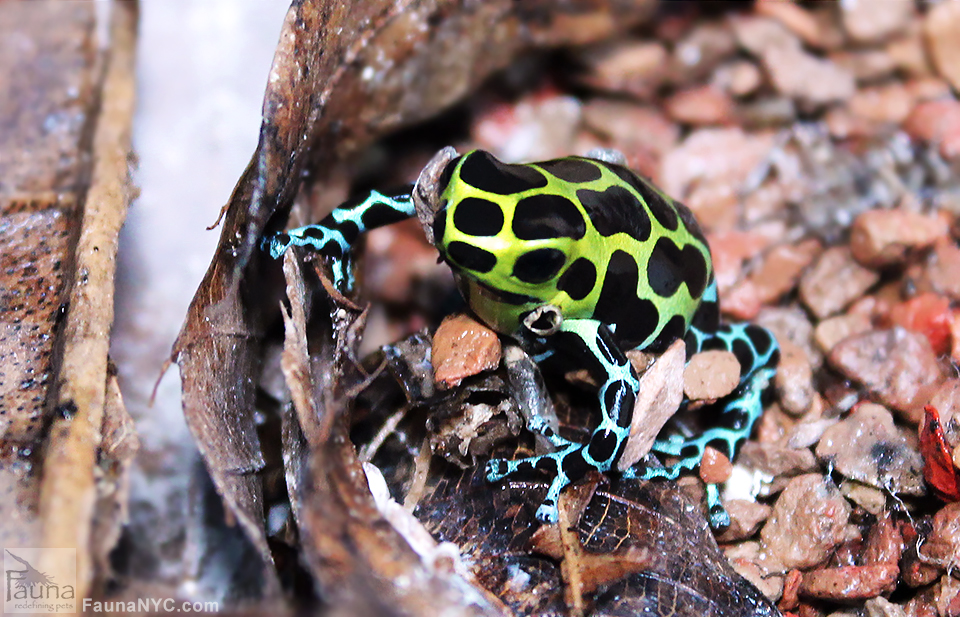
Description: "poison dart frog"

(263, 148), (779, 528)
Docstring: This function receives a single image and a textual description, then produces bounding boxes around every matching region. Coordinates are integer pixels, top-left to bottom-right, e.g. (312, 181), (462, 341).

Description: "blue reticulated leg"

(629, 319), (780, 528)
(261, 186), (416, 289)
(486, 319), (639, 524)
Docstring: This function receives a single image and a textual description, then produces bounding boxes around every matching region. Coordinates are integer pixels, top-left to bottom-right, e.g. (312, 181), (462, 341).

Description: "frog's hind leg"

(261, 186), (415, 288)
(486, 319), (638, 524)
(638, 317), (779, 527)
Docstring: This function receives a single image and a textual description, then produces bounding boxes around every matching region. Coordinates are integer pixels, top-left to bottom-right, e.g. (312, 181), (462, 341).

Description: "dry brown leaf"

(0, 0), (137, 603)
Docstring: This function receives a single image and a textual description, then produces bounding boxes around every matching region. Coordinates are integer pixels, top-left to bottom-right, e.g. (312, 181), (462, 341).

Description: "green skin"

(264, 149), (779, 528)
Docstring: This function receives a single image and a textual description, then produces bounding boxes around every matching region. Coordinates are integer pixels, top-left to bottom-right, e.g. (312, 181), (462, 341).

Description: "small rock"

(738, 96), (798, 129)
(683, 350), (740, 401)
(581, 100), (679, 157)
(775, 339), (815, 417)
(779, 569), (802, 612)
(684, 180), (740, 232)
(887, 30), (935, 78)
(738, 441), (818, 481)
(919, 238), (960, 301)
(711, 59), (763, 97)
(760, 474), (852, 570)
(764, 46), (856, 109)
(825, 106), (882, 140)
(801, 564), (899, 601)
(952, 311), (960, 367)
(472, 92), (582, 162)
(848, 83), (914, 125)
(756, 306), (822, 370)
(903, 77), (951, 103)
(864, 596), (909, 617)
(699, 445), (732, 485)
(841, 0), (913, 44)
(814, 313), (874, 354)
(903, 100), (960, 160)
(828, 328), (944, 423)
(672, 21), (738, 84)
(850, 209), (949, 268)
(924, 503), (960, 571)
(742, 179), (788, 223)
(840, 481), (888, 517)
(789, 416), (838, 450)
(929, 379), (960, 449)
(816, 403), (925, 496)
(730, 15), (800, 56)
(664, 85), (734, 126)
(862, 511), (905, 566)
(888, 292), (953, 356)
(800, 246), (880, 319)
(924, 1), (960, 92)
(708, 230), (776, 293)
(830, 49), (897, 84)
(900, 525), (942, 587)
(576, 40), (668, 97)
(432, 314), (501, 389)
(934, 574), (960, 617)
(744, 238), (823, 307)
(716, 499), (772, 543)
(754, 0), (824, 49)
(727, 551), (785, 602)
(659, 127), (777, 202)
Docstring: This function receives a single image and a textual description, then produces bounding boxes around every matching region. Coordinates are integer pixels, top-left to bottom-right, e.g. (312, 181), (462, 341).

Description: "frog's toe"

(705, 483), (731, 530)
(485, 457), (515, 482)
(262, 233), (292, 260)
(535, 500), (559, 524)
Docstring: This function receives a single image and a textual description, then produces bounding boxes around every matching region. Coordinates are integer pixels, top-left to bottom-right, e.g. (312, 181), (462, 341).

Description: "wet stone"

(716, 498), (772, 543)
(850, 208), (948, 268)
(925, 0), (960, 92)
(814, 313), (873, 355)
(760, 474), (852, 570)
(828, 328), (944, 424)
(775, 339), (815, 417)
(800, 246), (880, 319)
(841, 0), (913, 44)
(432, 313), (502, 389)
(816, 403), (925, 496)
(800, 564), (899, 602)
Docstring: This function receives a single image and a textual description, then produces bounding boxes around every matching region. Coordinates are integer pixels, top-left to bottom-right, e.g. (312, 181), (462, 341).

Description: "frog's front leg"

(261, 186), (415, 288)
(486, 318), (638, 524)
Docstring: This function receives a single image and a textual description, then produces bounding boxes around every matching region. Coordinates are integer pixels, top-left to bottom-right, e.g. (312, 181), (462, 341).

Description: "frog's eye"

(459, 150), (547, 195)
(512, 248), (565, 284)
(447, 241), (496, 273)
(453, 197), (504, 236)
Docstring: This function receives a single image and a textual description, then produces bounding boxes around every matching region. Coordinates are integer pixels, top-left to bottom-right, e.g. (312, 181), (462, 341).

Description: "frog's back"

(435, 150), (715, 351)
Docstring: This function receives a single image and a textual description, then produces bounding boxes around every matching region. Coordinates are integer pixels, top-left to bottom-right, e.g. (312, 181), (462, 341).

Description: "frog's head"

(432, 150), (586, 334)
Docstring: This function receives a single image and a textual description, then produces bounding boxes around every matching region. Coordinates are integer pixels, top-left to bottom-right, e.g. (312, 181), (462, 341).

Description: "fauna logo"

(3, 548), (76, 614)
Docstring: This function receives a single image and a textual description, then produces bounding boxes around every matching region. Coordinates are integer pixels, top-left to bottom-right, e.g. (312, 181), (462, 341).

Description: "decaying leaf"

(416, 462), (782, 616)
(0, 0), (138, 602)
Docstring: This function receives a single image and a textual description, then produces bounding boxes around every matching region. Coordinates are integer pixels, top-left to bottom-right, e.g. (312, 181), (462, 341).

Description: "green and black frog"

(263, 148), (779, 527)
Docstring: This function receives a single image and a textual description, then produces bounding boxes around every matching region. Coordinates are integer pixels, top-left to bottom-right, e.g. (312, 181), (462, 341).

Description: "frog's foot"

(261, 225), (357, 290)
(705, 484), (730, 529)
(261, 224), (351, 261)
(487, 443), (600, 524)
